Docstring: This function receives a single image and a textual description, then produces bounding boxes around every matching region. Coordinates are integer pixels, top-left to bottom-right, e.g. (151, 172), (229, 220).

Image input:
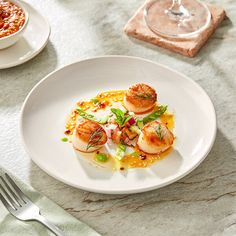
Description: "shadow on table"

(137, 128), (236, 200)
(25, 127), (236, 236)
(0, 41), (58, 107)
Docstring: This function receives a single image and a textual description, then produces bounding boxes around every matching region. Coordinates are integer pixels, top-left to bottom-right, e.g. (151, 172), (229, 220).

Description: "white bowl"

(0, 0), (29, 50)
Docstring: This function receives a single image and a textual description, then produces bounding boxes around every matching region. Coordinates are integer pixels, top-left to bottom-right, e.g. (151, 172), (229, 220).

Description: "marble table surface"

(0, 0), (236, 235)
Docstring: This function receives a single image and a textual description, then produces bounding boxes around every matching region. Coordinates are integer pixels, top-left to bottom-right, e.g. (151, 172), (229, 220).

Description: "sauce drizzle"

(65, 90), (175, 170)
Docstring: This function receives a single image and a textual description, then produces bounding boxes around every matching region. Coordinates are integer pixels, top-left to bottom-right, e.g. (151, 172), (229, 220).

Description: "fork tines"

(0, 173), (28, 211)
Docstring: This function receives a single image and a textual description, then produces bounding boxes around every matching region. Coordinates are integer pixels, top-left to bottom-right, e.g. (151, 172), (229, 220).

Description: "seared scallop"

(137, 121), (174, 154)
(124, 83), (157, 114)
(72, 120), (107, 152)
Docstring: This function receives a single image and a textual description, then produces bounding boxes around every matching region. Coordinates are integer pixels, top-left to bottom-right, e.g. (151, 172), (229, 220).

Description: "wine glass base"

(144, 0), (212, 39)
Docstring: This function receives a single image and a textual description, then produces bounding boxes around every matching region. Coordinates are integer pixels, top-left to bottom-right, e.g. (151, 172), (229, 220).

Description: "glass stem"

(170, 0), (183, 16)
(173, 0), (182, 6)
(168, 0), (190, 19)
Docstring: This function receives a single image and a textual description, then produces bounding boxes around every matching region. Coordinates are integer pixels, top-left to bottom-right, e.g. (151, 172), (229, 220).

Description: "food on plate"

(0, 0), (25, 38)
(137, 121), (174, 154)
(124, 83), (157, 113)
(72, 120), (107, 152)
(64, 83), (175, 171)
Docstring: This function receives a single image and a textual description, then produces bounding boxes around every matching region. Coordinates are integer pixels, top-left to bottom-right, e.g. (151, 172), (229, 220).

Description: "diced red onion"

(104, 124), (117, 139)
(128, 117), (136, 125)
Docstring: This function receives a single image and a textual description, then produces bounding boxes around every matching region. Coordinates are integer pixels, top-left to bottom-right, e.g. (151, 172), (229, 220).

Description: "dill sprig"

(134, 93), (153, 100)
(86, 127), (104, 151)
(155, 124), (164, 141)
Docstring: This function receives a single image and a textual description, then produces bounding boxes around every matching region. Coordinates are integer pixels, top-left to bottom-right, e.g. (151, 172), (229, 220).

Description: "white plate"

(20, 56), (217, 194)
(0, 1), (50, 69)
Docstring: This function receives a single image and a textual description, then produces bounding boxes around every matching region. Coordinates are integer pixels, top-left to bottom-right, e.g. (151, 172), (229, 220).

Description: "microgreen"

(111, 108), (132, 128)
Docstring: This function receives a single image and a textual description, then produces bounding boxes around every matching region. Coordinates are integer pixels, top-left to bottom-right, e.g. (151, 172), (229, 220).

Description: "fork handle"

(34, 214), (66, 236)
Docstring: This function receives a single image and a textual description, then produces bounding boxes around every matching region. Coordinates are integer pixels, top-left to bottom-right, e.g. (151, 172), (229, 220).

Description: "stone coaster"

(124, 1), (226, 57)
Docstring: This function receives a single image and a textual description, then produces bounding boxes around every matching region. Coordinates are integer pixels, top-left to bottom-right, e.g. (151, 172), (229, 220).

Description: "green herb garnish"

(142, 105), (167, 125)
(87, 127), (104, 151)
(61, 137), (68, 142)
(130, 151), (139, 157)
(111, 108), (132, 128)
(90, 97), (100, 104)
(137, 120), (144, 129)
(155, 124), (164, 141)
(76, 108), (108, 124)
(115, 143), (126, 160)
(130, 125), (141, 135)
(95, 153), (108, 162)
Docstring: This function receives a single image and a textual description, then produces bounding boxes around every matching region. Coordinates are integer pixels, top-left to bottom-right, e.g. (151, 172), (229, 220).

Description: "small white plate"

(20, 56), (217, 194)
(0, 1), (50, 69)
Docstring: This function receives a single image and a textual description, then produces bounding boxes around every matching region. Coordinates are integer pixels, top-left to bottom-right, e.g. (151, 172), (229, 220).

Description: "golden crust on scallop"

(137, 121), (174, 154)
(73, 120), (107, 152)
(75, 120), (107, 143)
(124, 83), (157, 113)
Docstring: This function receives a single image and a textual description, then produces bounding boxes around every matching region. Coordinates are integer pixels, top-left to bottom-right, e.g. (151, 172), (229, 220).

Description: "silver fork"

(0, 173), (66, 236)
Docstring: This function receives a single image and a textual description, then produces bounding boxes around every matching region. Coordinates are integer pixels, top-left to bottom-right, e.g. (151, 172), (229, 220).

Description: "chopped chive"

(115, 144), (126, 160)
(130, 151), (139, 157)
(76, 108), (108, 124)
(142, 105), (167, 125)
(90, 98), (100, 103)
(61, 137), (68, 142)
(95, 153), (108, 162)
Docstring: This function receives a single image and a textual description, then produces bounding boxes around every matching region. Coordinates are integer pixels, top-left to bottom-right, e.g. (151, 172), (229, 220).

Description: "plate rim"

(0, 1), (51, 69)
(20, 55), (217, 194)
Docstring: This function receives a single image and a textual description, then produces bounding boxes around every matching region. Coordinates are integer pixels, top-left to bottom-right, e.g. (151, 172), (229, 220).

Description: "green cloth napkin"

(0, 167), (101, 236)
